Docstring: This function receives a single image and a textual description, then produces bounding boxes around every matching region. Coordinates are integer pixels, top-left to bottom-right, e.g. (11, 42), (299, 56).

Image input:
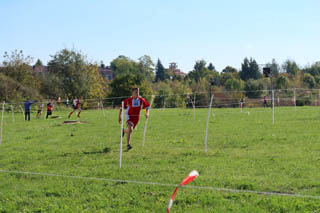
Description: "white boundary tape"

(0, 169), (319, 200)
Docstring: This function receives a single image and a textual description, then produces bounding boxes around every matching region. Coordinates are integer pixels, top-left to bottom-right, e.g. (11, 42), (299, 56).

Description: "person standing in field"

(24, 99), (37, 121)
(46, 100), (54, 119)
(263, 96), (268, 107)
(118, 87), (150, 151)
(66, 97), (69, 107)
(36, 102), (44, 119)
(68, 98), (81, 118)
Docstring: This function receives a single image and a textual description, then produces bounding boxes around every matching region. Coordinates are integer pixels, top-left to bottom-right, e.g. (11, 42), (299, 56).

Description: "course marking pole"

(204, 95), (214, 152)
(272, 90), (275, 125)
(142, 96), (154, 147)
(19, 104), (25, 120)
(294, 88), (296, 111)
(0, 101), (5, 146)
(119, 101), (124, 168)
(318, 89), (320, 106)
(101, 100), (105, 117)
(193, 93), (196, 120)
(11, 104), (15, 123)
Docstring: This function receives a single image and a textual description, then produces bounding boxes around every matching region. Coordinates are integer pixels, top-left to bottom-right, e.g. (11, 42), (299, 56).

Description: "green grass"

(0, 106), (320, 212)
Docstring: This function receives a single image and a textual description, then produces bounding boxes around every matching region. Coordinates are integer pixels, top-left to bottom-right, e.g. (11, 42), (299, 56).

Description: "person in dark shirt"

(263, 96), (268, 108)
(24, 99), (37, 121)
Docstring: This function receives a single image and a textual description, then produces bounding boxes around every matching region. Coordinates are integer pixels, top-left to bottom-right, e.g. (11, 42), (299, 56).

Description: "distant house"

(33, 65), (48, 74)
(99, 66), (114, 80)
(169, 62), (186, 76)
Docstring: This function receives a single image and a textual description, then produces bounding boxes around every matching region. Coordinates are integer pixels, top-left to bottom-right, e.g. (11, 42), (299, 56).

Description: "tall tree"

(35, 59), (43, 66)
(138, 55), (155, 81)
(282, 60), (299, 75)
(2, 50), (40, 89)
(109, 73), (152, 104)
(155, 59), (165, 82)
(110, 55), (139, 76)
(303, 61), (320, 76)
(239, 57), (261, 81)
(187, 60), (208, 83)
(207, 63), (215, 71)
(47, 48), (90, 98)
(87, 64), (106, 99)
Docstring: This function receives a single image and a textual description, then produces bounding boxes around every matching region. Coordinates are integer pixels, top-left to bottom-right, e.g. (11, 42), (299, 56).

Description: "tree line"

(1, 48), (320, 108)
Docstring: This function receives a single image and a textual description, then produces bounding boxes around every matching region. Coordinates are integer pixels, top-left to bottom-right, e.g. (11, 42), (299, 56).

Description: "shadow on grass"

(83, 147), (111, 155)
(61, 147), (111, 157)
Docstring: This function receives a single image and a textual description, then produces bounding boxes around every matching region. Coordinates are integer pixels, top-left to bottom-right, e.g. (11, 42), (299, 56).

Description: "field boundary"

(1, 169), (319, 200)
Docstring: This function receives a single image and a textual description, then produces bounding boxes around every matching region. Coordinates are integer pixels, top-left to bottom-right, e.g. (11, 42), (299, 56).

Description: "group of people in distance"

(239, 96), (270, 109)
(23, 98), (82, 121)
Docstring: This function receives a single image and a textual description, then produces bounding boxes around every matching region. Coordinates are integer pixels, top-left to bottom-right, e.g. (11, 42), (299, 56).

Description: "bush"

(0, 73), (43, 102)
(244, 79), (265, 99)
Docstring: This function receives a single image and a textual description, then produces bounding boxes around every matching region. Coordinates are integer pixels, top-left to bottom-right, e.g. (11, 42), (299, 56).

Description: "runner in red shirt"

(119, 87), (150, 151)
(68, 98), (82, 118)
(46, 100), (54, 119)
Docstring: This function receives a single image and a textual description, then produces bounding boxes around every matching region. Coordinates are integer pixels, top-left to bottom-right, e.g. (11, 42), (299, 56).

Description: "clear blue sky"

(1, 0), (320, 72)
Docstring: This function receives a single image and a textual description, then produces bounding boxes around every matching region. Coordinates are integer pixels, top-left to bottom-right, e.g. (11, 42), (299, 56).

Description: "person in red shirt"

(119, 87), (150, 151)
(68, 98), (82, 118)
(46, 100), (54, 119)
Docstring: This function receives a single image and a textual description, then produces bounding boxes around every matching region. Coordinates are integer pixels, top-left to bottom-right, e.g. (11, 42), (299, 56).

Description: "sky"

(1, 0), (320, 72)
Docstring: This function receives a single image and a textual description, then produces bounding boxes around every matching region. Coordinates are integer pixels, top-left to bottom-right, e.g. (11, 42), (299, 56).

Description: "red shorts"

(126, 116), (140, 129)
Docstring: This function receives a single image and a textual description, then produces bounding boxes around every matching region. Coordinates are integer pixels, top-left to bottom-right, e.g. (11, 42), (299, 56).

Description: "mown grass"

(0, 106), (320, 212)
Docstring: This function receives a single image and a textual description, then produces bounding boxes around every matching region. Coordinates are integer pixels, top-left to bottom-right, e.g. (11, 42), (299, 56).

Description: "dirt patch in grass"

(62, 120), (88, 125)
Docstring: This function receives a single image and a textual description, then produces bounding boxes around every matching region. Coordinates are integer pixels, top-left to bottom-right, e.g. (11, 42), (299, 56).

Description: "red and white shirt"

(73, 99), (80, 108)
(123, 96), (150, 119)
(47, 103), (54, 111)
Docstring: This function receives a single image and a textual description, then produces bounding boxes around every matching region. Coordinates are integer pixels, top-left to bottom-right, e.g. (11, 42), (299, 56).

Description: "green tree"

(275, 76), (290, 89)
(2, 50), (38, 89)
(155, 59), (165, 82)
(220, 72), (234, 86)
(187, 60), (209, 83)
(138, 55), (155, 81)
(34, 59), (43, 66)
(207, 63), (215, 71)
(244, 79), (264, 98)
(222, 66), (238, 74)
(304, 61), (320, 76)
(239, 57), (261, 81)
(303, 73), (316, 89)
(282, 60), (299, 75)
(110, 55), (139, 76)
(109, 73), (152, 104)
(225, 78), (244, 91)
(47, 48), (90, 98)
(0, 73), (42, 101)
(87, 64), (106, 99)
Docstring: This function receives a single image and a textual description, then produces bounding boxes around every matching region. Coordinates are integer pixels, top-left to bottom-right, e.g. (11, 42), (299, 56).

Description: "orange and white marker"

(167, 170), (199, 213)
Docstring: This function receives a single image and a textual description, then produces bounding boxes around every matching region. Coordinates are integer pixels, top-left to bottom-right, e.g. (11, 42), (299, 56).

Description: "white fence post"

(204, 95), (214, 152)
(119, 101), (124, 168)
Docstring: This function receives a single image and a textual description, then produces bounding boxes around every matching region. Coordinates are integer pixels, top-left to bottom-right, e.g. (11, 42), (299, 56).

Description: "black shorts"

(38, 110), (42, 113)
(73, 105), (77, 110)
(47, 111), (52, 115)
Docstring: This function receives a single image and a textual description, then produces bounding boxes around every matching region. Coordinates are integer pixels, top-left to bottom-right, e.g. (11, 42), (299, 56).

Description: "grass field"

(0, 106), (320, 212)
